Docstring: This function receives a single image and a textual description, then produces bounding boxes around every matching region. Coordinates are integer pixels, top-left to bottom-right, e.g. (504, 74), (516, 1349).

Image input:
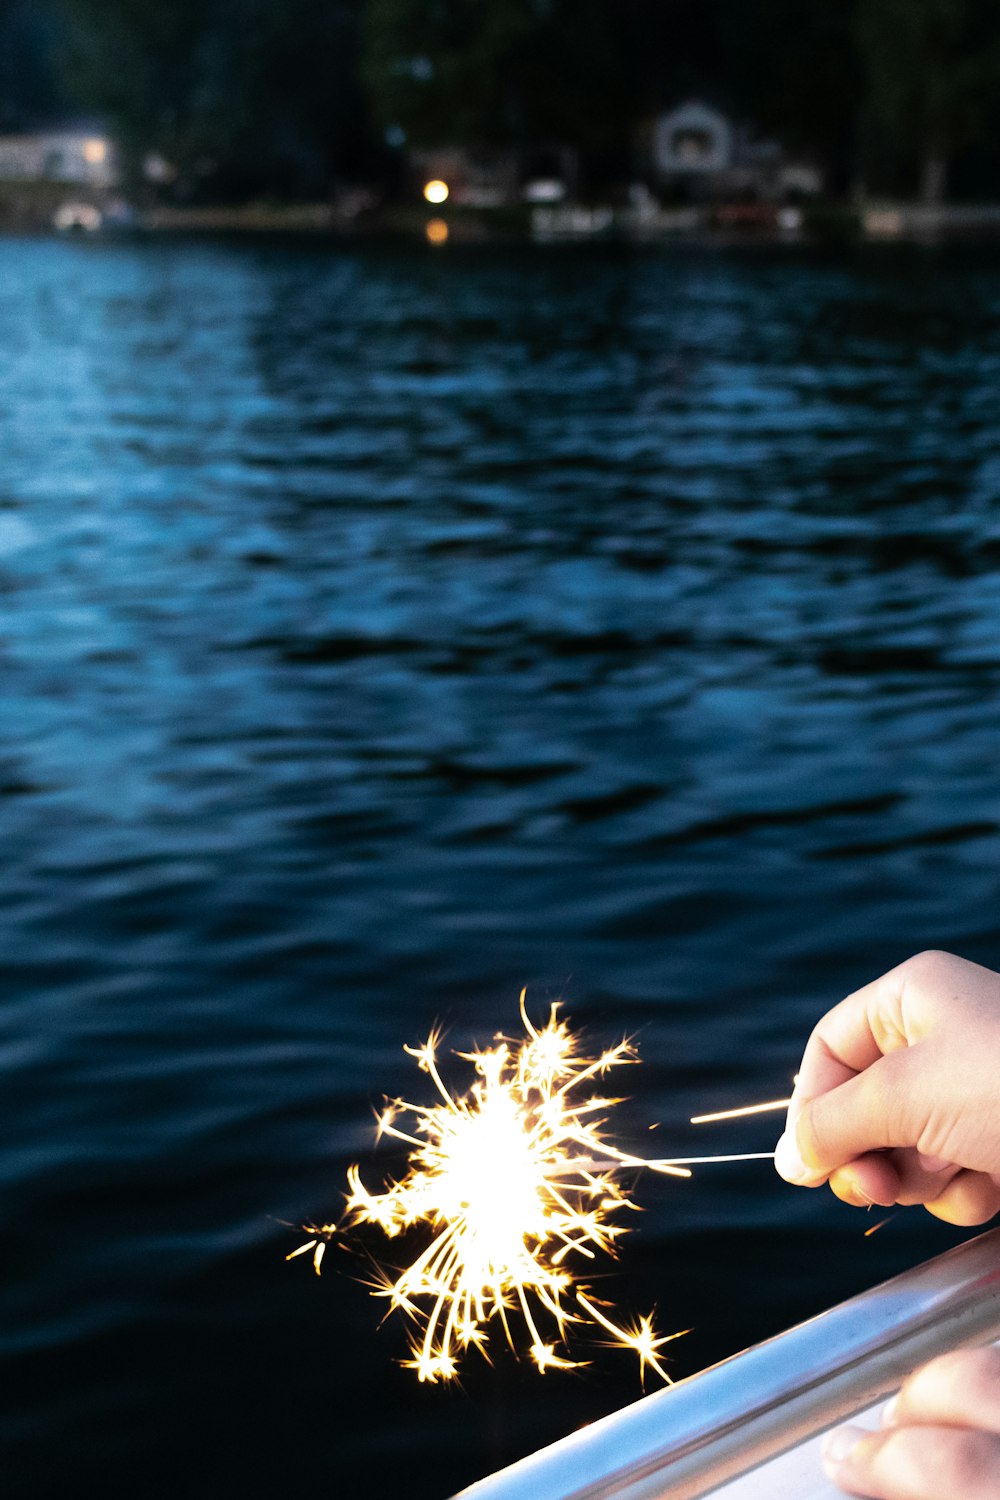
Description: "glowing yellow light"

(425, 218), (449, 245)
(291, 994), (706, 1384)
(423, 179), (449, 204)
(690, 1096), (791, 1125)
(83, 138), (108, 165)
(290, 994), (777, 1384)
(690, 1076), (797, 1126)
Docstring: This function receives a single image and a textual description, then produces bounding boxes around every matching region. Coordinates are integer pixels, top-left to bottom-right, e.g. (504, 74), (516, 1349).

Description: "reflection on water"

(2, 236), (1000, 1498)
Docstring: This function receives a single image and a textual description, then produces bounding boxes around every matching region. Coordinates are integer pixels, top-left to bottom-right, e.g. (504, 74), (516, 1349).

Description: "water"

(2, 234), (1000, 1498)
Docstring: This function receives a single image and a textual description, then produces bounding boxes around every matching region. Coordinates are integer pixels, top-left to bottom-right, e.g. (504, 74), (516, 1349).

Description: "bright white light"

(423, 179), (449, 205)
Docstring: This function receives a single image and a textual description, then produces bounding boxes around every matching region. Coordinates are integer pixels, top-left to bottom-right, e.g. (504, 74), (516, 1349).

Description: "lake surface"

(2, 234), (1000, 1499)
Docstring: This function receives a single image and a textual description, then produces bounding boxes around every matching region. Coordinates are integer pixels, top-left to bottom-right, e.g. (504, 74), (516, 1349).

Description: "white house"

(651, 100), (821, 202)
(654, 101), (733, 177)
(0, 131), (118, 188)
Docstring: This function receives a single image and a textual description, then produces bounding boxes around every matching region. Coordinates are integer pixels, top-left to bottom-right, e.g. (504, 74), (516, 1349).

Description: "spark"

(690, 1098), (792, 1125)
(690, 1078), (797, 1126)
(290, 992), (758, 1384)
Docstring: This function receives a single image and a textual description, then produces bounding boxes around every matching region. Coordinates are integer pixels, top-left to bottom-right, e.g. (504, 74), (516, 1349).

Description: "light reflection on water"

(2, 237), (1000, 1498)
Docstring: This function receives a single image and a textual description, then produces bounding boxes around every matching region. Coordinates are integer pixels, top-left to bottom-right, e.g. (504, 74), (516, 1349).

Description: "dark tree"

(0, 1), (70, 130)
(718, 0), (862, 194)
(856, 0), (1000, 201)
(361, 0), (629, 178)
(52, 0), (370, 196)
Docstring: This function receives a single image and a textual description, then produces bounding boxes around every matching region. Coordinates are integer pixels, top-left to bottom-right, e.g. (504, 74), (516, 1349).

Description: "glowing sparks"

(691, 1078), (797, 1126)
(289, 992), (733, 1384)
(690, 1097), (791, 1125)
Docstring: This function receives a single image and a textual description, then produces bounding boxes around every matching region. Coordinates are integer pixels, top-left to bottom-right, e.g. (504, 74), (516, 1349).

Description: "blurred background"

(4, 5), (1000, 1500)
(7, 0), (1000, 231)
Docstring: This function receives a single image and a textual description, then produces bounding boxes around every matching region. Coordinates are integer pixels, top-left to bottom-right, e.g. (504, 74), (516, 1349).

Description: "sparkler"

(289, 993), (774, 1385)
(692, 1087), (900, 1243)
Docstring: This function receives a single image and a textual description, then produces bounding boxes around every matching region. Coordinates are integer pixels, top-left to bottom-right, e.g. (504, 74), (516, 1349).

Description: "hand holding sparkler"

(774, 950), (1000, 1500)
(773, 949), (1000, 1226)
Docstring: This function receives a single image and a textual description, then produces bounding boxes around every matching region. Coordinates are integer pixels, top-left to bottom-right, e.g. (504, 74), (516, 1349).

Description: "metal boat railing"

(453, 1225), (1000, 1500)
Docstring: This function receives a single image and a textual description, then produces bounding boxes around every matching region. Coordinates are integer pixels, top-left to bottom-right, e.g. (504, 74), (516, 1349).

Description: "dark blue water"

(3, 235), (1000, 1499)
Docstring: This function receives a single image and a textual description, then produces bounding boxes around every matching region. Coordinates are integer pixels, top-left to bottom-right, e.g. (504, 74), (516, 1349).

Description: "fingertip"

(821, 1423), (869, 1470)
(774, 1130), (825, 1187)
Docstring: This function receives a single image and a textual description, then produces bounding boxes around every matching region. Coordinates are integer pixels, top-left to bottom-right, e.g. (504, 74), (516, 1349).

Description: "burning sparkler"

(289, 992), (773, 1385)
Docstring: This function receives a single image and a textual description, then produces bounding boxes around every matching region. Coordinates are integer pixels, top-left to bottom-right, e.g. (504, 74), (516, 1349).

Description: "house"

(651, 100), (820, 203)
(0, 131), (118, 189)
(654, 101), (733, 178)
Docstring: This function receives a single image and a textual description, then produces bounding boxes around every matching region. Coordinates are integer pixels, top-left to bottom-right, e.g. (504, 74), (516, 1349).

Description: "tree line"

(4, 0), (1000, 203)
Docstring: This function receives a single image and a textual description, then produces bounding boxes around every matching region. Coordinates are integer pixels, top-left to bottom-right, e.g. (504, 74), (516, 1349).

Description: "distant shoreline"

(7, 196), (1000, 244)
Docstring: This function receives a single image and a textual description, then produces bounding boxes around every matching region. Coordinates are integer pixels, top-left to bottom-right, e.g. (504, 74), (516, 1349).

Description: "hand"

(774, 950), (1000, 1224)
(822, 1346), (1000, 1499)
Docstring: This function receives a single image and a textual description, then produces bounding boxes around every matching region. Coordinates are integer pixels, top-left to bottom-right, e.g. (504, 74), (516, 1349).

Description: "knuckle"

(904, 948), (952, 977)
(901, 949), (958, 995)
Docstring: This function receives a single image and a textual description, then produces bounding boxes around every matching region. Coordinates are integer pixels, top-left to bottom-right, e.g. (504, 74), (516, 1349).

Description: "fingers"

(779, 1145), (1000, 1222)
(886, 1347), (1000, 1433)
(923, 1171), (1000, 1227)
(822, 1421), (1000, 1499)
(789, 952), (954, 1120)
(777, 1047), (925, 1184)
(827, 1153), (903, 1208)
(783, 982), (900, 1159)
(828, 1151), (960, 1210)
(777, 958), (929, 1187)
(823, 1349), (1000, 1497)
(783, 948), (971, 1142)
(775, 951), (1000, 1202)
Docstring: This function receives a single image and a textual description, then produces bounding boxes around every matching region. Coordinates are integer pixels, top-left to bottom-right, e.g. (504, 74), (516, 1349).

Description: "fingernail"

(822, 1424), (867, 1467)
(881, 1394), (899, 1427)
(774, 1131), (816, 1185)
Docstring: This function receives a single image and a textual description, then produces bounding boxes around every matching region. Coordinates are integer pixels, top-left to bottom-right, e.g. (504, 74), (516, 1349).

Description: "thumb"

(777, 1047), (928, 1184)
